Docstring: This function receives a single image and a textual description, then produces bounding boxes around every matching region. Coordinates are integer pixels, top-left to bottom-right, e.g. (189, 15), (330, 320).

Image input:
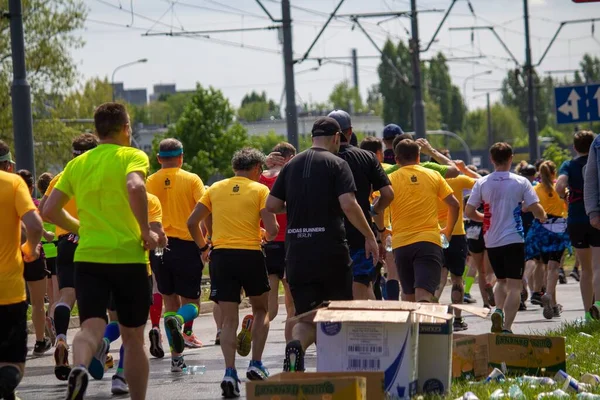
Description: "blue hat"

(383, 124), (404, 139)
(327, 109), (352, 131)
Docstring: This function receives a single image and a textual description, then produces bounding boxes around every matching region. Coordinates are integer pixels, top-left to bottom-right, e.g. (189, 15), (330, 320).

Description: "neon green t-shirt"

(41, 222), (58, 259)
(55, 144), (150, 264)
(385, 161), (449, 177)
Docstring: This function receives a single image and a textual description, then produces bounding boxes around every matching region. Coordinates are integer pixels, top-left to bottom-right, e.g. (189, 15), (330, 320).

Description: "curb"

(28, 294), (285, 334)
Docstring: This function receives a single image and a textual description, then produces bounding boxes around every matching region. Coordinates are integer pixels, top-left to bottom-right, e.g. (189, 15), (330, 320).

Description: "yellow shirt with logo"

(45, 171), (78, 237)
(388, 164), (454, 248)
(534, 183), (567, 217)
(0, 171), (37, 305)
(55, 144), (150, 264)
(146, 167), (205, 241)
(438, 175), (476, 235)
(199, 176), (270, 251)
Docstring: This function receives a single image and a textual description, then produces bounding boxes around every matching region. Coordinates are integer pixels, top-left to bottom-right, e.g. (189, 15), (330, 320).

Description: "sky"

(75, 0), (600, 113)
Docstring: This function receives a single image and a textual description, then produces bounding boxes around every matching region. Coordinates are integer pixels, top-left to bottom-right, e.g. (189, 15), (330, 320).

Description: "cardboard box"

(267, 372), (385, 400)
(246, 374), (367, 400)
(451, 333), (566, 378)
(314, 300), (452, 399)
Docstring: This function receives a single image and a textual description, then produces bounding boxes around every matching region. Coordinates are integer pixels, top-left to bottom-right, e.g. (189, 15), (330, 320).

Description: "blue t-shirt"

(559, 156), (588, 224)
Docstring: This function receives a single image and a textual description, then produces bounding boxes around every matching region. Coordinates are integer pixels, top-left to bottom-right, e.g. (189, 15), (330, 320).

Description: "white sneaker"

(111, 375), (129, 394)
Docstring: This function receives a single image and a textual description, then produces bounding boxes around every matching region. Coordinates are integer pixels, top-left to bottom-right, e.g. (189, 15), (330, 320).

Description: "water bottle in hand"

(440, 233), (450, 249)
(385, 235), (393, 253)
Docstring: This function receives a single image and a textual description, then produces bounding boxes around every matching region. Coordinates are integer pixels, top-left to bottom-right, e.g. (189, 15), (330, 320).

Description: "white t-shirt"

(467, 171), (539, 248)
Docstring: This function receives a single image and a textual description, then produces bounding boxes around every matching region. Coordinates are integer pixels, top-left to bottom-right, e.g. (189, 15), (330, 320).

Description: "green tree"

(366, 84), (383, 116)
(500, 67), (550, 133)
(464, 104), (526, 149)
(542, 143), (571, 169)
(378, 39), (413, 128)
(152, 84), (248, 179)
(328, 80), (364, 113)
(425, 53), (465, 132)
(238, 91), (280, 122)
(54, 77), (112, 119)
(247, 132), (285, 154)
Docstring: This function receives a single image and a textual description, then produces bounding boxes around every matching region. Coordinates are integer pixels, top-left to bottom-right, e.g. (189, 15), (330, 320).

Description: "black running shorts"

(209, 249), (270, 303)
(56, 235), (77, 290)
(23, 258), (48, 282)
(0, 302), (28, 364)
(567, 223), (600, 249)
(486, 243), (525, 280)
(443, 235), (468, 277)
(394, 241), (443, 296)
(263, 241), (285, 280)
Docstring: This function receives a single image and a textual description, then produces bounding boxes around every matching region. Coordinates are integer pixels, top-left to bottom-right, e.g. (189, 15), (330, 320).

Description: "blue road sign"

(555, 83), (600, 124)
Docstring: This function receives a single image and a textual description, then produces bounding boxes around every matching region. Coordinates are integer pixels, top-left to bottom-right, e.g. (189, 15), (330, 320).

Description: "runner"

(146, 138), (205, 369)
(435, 173), (479, 331)
(557, 130), (596, 321)
(0, 141), (44, 400)
(524, 161), (569, 320)
(466, 142), (546, 334)
(188, 147), (276, 398)
(328, 110), (393, 300)
(266, 117), (379, 373)
(37, 172), (59, 345)
(43, 102), (158, 400)
(259, 142), (297, 342)
(382, 124), (404, 165)
(16, 170), (53, 356)
(39, 133), (98, 381)
(388, 139), (460, 302)
(584, 131), (600, 319)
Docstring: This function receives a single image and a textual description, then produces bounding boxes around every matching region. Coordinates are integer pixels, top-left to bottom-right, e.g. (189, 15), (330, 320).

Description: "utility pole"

(351, 48), (359, 90)
(410, 0), (426, 139)
(7, 0), (35, 174)
(523, 0), (539, 162)
(486, 93), (493, 150)
(281, 0), (299, 150)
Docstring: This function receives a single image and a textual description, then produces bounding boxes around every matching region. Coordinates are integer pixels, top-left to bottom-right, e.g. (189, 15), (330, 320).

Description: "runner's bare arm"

(260, 209), (279, 242)
(43, 188), (80, 234)
(442, 194), (460, 240)
(339, 192), (379, 263)
(127, 171), (158, 250)
(415, 138), (459, 178)
(21, 209), (43, 262)
(556, 175), (568, 200)
(38, 195), (48, 219)
(454, 160), (481, 179)
(372, 185), (394, 215)
(187, 203), (210, 250)
(150, 222), (167, 248)
(266, 195), (286, 214)
(464, 204), (484, 223)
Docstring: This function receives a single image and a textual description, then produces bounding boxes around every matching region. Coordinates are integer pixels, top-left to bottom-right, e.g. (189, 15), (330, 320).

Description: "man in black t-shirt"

(328, 110), (393, 300)
(383, 123), (405, 165)
(267, 116), (379, 373)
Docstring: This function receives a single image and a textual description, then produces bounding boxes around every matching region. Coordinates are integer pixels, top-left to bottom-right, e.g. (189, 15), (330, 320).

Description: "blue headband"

(159, 148), (183, 157)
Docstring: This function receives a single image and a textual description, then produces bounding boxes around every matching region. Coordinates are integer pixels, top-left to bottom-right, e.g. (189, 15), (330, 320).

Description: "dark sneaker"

(247, 360), (269, 381)
(553, 304), (563, 318)
(237, 315), (254, 357)
(215, 330), (221, 346)
(542, 294), (554, 320)
(570, 269), (581, 282)
(463, 293), (476, 304)
(453, 317), (468, 332)
(283, 340), (305, 372)
(520, 286), (528, 303)
(485, 285), (496, 307)
(32, 337), (52, 357)
(501, 329), (513, 334)
(171, 356), (187, 373)
(45, 316), (57, 346)
(54, 339), (71, 381)
(165, 316), (185, 354)
(89, 339), (109, 380)
(558, 269), (567, 284)
(589, 303), (600, 320)
(149, 327), (165, 359)
(65, 366), (88, 400)
(519, 301), (528, 311)
(491, 309), (504, 333)
(530, 292), (544, 307)
(0, 366), (20, 400)
(221, 368), (241, 398)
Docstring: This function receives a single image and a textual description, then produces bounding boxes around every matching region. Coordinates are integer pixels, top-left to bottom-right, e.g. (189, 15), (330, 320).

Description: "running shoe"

(45, 316), (56, 346)
(54, 339), (71, 381)
(453, 317), (468, 332)
(542, 293), (554, 320)
(463, 293), (476, 304)
(553, 304), (563, 318)
(530, 292), (544, 307)
(519, 301), (527, 311)
(589, 302), (600, 320)
(111, 374), (129, 395)
(247, 360), (269, 381)
(32, 337), (52, 356)
(215, 330), (221, 346)
(165, 316), (185, 354)
(485, 285), (496, 307)
(501, 329), (513, 334)
(283, 340), (305, 372)
(490, 309), (504, 333)
(183, 332), (204, 348)
(520, 286), (528, 303)
(0, 365), (20, 400)
(65, 366), (88, 400)
(237, 315), (254, 357)
(570, 269), (581, 282)
(149, 327), (165, 358)
(89, 338), (109, 380)
(171, 356), (187, 373)
(558, 269), (567, 284)
(221, 368), (241, 399)
(105, 354), (114, 370)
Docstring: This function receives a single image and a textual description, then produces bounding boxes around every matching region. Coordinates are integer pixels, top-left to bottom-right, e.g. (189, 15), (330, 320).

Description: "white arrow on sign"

(594, 87), (600, 116)
(558, 89), (582, 120)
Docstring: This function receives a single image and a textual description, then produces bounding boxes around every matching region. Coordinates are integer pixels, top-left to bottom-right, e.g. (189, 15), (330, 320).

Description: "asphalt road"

(18, 277), (587, 399)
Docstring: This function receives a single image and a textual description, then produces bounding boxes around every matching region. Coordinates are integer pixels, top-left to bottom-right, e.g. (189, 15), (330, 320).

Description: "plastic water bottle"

(183, 365), (206, 375)
(440, 233), (450, 249)
(518, 376), (555, 386)
(538, 389), (570, 399)
(580, 373), (600, 386)
(385, 235), (393, 253)
(489, 389), (505, 399)
(455, 392), (479, 400)
(577, 394), (600, 399)
(508, 384), (525, 399)
(155, 247), (164, 257)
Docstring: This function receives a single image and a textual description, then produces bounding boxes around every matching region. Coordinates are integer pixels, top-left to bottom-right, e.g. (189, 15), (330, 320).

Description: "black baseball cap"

(312, 117), (341, 137)
(383, 123), (404, 140)
(519, 164), (536, 177)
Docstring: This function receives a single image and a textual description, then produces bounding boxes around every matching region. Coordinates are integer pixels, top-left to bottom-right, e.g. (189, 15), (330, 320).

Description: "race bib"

(466, 225), (482, 240)
(541, 218), (567, 234)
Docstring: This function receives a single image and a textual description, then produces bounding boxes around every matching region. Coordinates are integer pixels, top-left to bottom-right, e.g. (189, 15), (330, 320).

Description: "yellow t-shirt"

(389, 164), (454, 248)
(146, 192), (162, 276)
(0, 171), (37, 305)
(55, 144), (150, 264)
(371, 162), (394, 227)
(46, 171), (79, 237)
(199, 176), (270, 250)
(438, 175), (476, 235)
(534, 183), (567, 217)
(146, 168), (205, 241)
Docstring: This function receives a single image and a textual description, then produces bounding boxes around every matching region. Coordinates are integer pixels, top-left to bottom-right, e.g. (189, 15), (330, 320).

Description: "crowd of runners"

(2, 102), (600, 399)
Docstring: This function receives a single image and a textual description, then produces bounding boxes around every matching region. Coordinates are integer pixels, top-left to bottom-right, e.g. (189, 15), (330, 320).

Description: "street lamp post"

(111, 58), (148, 102)
(463, 70), (492, 107)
